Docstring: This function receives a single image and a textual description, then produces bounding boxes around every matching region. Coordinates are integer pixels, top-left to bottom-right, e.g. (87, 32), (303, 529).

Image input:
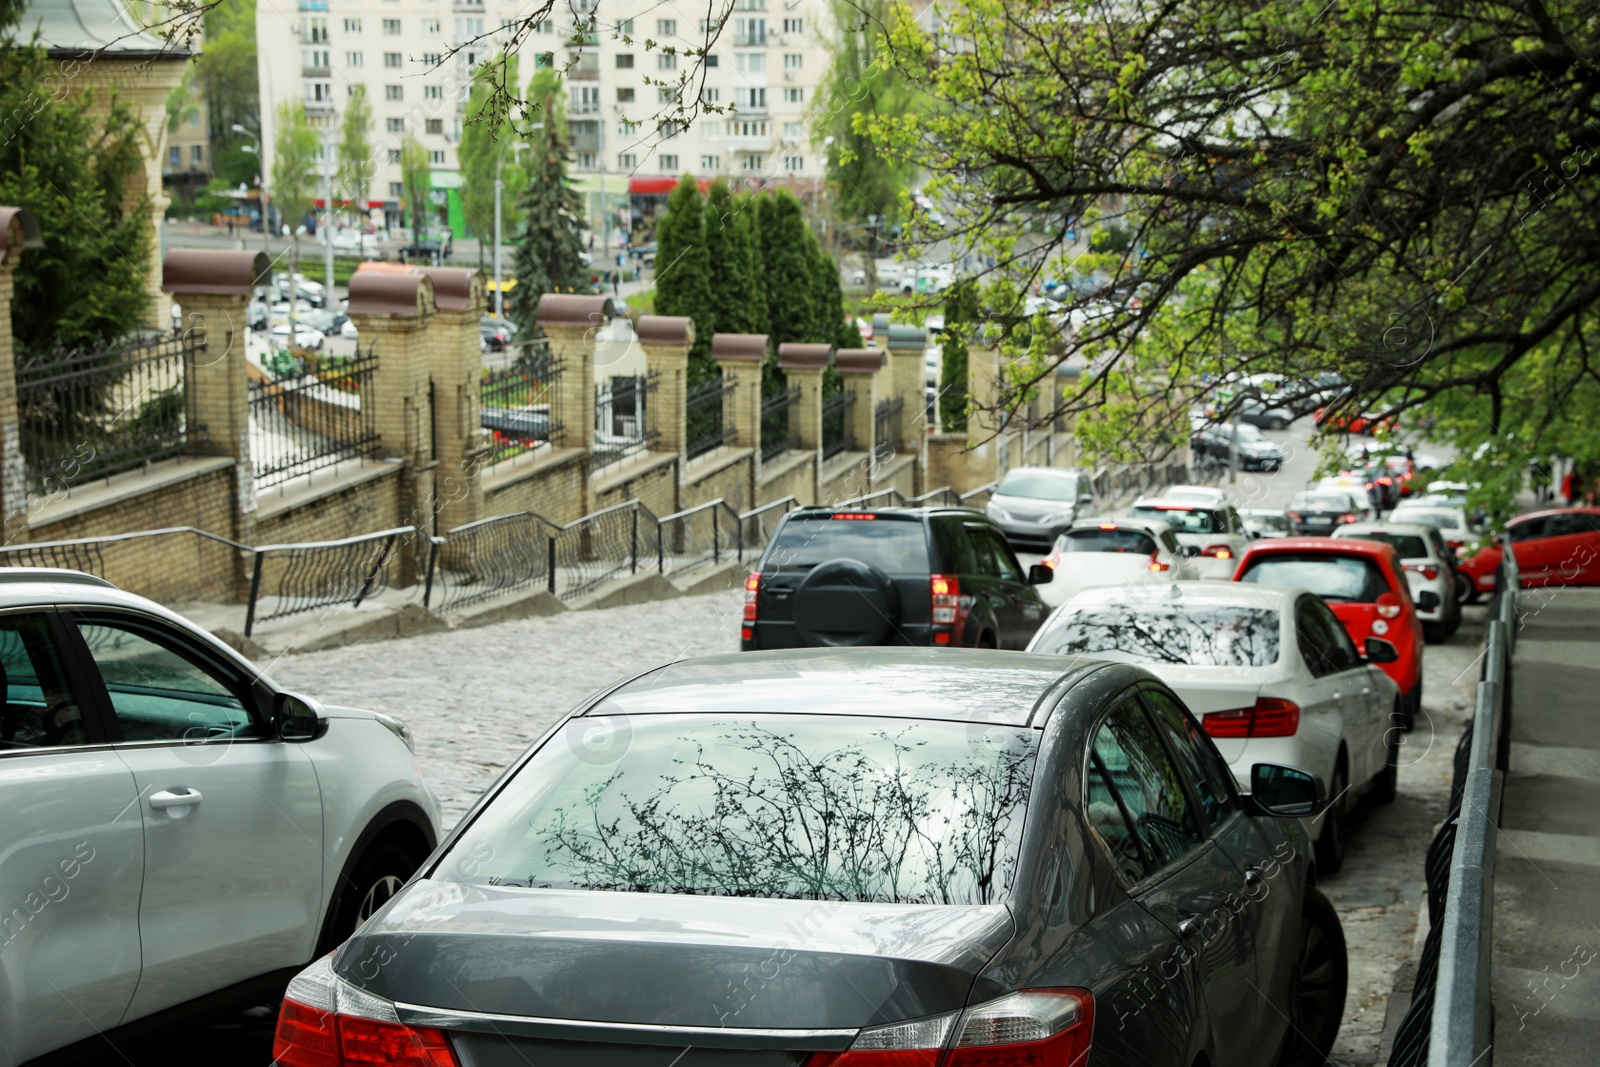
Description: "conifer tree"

(653, 175), (714, 378)
(507, 71), (588, 340)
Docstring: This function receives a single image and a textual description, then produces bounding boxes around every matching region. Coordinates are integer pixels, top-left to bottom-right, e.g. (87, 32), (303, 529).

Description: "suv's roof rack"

(0, 567), (118, 590)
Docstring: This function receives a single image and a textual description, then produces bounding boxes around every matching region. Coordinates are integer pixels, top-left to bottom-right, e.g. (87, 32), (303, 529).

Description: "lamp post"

(321, 133), (336, 301)
(234, 124), (270, 267)
(494, 124), (540, 321)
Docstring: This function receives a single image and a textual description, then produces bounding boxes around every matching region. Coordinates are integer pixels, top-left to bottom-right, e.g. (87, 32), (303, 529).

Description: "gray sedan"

(271, 649), (1347, 1067)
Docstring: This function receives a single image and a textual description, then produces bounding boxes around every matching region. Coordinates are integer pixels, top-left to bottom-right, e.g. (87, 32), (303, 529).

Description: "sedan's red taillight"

(742, 573), (760, 641)
(1202, 697), (1302, 738)
(806, 990), (1093, 1067)
(1403, 563), (1440, 581)
(273, 959), (460, 1067)
(1338, 513), (1359, 524)
(1200, 544), (1233, 559)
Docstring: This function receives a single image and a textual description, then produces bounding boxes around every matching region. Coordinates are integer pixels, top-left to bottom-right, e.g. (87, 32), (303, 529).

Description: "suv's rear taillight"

(742, 573), (760, 641)
(1149, 550), (1170, 572)
(273, 956), (460, 1067)
(804, 989), (1093, 1067)
(1200, 544), (1233, 559)
(1202, 697), (1301, 738)
(931, 573), (961, 644)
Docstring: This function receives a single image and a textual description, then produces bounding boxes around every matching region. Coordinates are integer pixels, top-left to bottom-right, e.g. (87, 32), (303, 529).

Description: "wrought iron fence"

(760, 386), (800, 462)
(685, 375), (736, 459)
(738, 496), (799, 551)
(422, 512), (560, 612)
(821, 388), (855, 459)
(549, 499), (663, 601)
(908, 486), (964, 507)
(245, 527), (412, 635)
(594, 372), (658, 470)
(16, 329), (200, 494)
(873, 396), (904, 462)
(656, 499), (743, 576)
(249, 347), (380, 489)
(481, 343), (561, 464)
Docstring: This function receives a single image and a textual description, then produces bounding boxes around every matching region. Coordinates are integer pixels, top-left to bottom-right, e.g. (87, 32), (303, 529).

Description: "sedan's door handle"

(149, 787), (203, 810)
(1177, 914), (1199, 937)
(1243, 868), (1263, 887)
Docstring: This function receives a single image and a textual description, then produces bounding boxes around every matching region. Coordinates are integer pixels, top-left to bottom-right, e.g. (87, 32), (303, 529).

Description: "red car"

(1233, 537), (1428, 727)
(1457, 507), (1600, 595)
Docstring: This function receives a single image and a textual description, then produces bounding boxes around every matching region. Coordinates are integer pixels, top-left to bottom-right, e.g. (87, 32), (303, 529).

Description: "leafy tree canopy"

(459, 53), (528, 260)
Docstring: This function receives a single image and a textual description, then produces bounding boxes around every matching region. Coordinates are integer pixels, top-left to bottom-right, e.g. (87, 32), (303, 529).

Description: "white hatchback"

(0, 570), (440, 1067)
(1126, 496), (1252, 578)
(1037, 517), (1198, 606)
(1028, 581), (1401, 875)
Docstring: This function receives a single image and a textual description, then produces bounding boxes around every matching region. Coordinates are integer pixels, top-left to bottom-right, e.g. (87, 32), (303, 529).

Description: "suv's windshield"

(1060, 527), (1157, 554)
(441, 714), (1038, 905)
(1129, 505), (1225, 534)
(1239, 553), (1392, 602)
(1244, 512), (1290, 532)
(1031, 604), (1282, 666)
(765, 515), (930, 572)
(995, 470), (1079, 502)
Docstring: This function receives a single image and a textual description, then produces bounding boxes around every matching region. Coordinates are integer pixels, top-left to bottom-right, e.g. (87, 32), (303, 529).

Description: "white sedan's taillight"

(273, 955), (459, 1067)
(805, 989), (1093, 1067)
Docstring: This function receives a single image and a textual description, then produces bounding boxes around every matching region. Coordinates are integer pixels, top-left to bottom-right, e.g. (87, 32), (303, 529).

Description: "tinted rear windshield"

(1239, 554), (1391, 602)
(1348, 532), (1429, 558)
(1061, 528), (1157, 554)
(765, 515), (930, 572)
(1392, 508), (1465, 530)
(1031, 604), (1282, 667)
(996, 470), (1079, 502)
(1245, 512), (1290, 531)
(1294, 494), (1356, 510)
(1128, 505), (1224, 534)
(441, 715), (1037, 905)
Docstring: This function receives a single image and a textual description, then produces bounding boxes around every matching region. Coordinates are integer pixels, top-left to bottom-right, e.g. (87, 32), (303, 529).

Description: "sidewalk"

(1491, 587), (1600, 1061)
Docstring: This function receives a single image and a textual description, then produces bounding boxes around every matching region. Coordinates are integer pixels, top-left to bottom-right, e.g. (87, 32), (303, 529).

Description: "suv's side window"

(938, 518), (981, 576)
(1089, 696), (1204, 874)
(977, 527), (1025, 582)
(0, 614), (88, 750)
(963, 523), (1003, 579)
(71, 618), (257, 743)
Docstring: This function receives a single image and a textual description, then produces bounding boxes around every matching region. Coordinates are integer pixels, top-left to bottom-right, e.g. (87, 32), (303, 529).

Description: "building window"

(425, 85), (444, 100)
(390, 182), (403, 197)
(423, 52), (442, 65)
(302, 16), (327, 42)
(537, 18), (554, 33)
(345, 51), (363, 66)
(192, 144), (204, 164)
(577, 152), (596, 168)
(386, 84), (403, 100)
(784, 155), (803, 171)
(388, 150), (402, 163)
(734, 18), (765, 45)
(783, 53), (801, 69)
(738, 86), (766, 110)
(701, 154), (720, 170)
(617, 87), (635, 102)
(735, 0), (766, 9)
(384, 51), (402, 67)
(189, 111), (200, 127)
(783, 86), (803, 103)
(535, 51), (554, 68)
(735, 52), (765, 73)
(658, 87), (678, 104)
(307, 81), (333, 102)
(660, 154), (678, 170)
(705, 54), (718, 67)
(618, 152), (637, 170)
(430, 150), (446, 164)
(424, 18), (441, 33)
(617, 18), (633, 35)
(783, 121), (802, 140)
(702, 87), (720, 104)
(168, 146), (181, 167)
(615, 53), (633, 68)
(386, 117), (406, 132)
(782, 17), (803, 33)
(383, 18), (401, 33)
(456, 17), (483, 37)
(425, 118), (444, 134)
(657, 52), (676, 70)
(742, 154), (764, 171)
(573, 86), (600, 113)
(617, 118), (640, 136)
(304, 48), (329, 68)
(343, 17), (362, 32)
(656, 18), (675, 35)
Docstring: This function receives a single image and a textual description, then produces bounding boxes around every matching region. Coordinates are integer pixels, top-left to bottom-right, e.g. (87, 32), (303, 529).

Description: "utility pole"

(494, 155), (503, 319)
(322, 135), (335, 300)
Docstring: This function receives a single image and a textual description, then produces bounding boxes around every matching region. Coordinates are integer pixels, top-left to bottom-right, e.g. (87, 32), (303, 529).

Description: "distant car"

(1162, 484), (1230, 507)
(1037, 517), (1199, 606)
(1313, 396), (1397, 435)
(1127, 497), (1252, 578)
(1290, 490), (1368, 536)
(269, 323), (326, 351)
(1234, 537), (1428, 728)
(1191, 422), (1284, 471)
(985, 466), (1100, 550)
(340, 319), (360, 341)
(741, 506), (1053, 650)
(1312, 481), (1378, 522)
(1456, 507), (1600, 598)
(1389, 501), (1478, 561)
(246, 303), (268, 332)
(480, 316), (518, 351)
(1235, 398), (1294, 431)
(1241, 508), (1293, 539)
(924, 344), (941, 386)
(1029, 581), (1401, 874)
(1333, 522), (1462, 641)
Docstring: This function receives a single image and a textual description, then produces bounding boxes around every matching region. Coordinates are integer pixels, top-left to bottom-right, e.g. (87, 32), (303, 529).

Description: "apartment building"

(257, 0), (835, 240)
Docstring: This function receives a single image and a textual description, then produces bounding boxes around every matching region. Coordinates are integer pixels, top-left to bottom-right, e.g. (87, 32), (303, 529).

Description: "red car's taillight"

(806, 990), (1093, 1067)
(742, 573), (760, 640)
(1288, 511), (1302, 522)
(273, 958), (460, 1067)
(1149, 550), (1170, 572)
(1375, 591), (1402, 619)
(1202, 697), (1302, 738)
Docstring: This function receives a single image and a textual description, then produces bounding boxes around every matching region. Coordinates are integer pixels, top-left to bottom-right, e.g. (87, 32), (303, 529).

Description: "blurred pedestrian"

(1563, 465), (1581, 505)
(611, 272), (620, 296)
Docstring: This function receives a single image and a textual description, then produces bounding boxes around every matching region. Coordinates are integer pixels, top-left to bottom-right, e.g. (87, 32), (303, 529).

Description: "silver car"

(0, 570), (440, 1067)
(986, 466), (1099, 549)
(1333, 521), (1463, 640)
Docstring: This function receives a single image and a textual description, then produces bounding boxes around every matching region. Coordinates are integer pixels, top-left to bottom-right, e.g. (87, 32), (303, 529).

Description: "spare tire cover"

(792, 558), (901, 646)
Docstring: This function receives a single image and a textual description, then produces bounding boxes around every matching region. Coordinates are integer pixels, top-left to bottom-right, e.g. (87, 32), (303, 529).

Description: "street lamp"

(494, 123), (542, 321)
(233, 124), (270, 267)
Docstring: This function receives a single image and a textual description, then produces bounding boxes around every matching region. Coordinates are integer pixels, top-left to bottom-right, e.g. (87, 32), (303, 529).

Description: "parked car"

(1234, 538), (1428, 727)
(271, 648), (1347, 1067)
(1029, 581), (1401, 873)
(1162, 484), (1230, 507)
(741, 507), (1053, 650)
(1037, 517), (1199, 606)
(1313, 395), (1398, 435)
(985, 466), (1100, 550)
(480, 316), (518, 351)
(270, 323), (327, 351)
(1235, 397), (1295, 430)
(1191, 422), (1284, 471)
(1389, 500), (1478, 557)
(1456, 506), (1600, 598)
(1127, 497), (1252, 578)
(341, 318), (360, 341)
(1241, 507), (1294, 539)
(1333, 522), (1462, 641)
(1301, 485), (1375, 529)
(0, 568), (439, 1067)
(246, 303), (268, 332)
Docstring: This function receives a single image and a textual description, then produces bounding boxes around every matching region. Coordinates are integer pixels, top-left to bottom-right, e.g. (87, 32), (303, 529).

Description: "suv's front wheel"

(319, 838), (425, 954)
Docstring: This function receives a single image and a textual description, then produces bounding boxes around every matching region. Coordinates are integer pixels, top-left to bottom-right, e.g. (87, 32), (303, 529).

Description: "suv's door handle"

(1177, 914), (1199, 937)
(1243, 868), (1263, 887)
(149, 788), (202, 810)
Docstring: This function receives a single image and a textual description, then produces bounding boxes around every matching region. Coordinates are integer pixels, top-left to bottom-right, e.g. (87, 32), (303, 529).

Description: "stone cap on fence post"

(636, 315), (694, 458)
(835, 349), (882, 459)
(711, 333), (768, 460)
(418, 267), (488, 317)
(162, 249), (271, 296)
(537, 293), (614, 454)
(777, 343), (833, 451)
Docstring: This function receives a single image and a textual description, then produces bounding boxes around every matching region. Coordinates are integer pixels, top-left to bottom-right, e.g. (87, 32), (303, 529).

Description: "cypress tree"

(759, 190), (817, 347)
(734, 192), (768, 336)
(704, 180), (745, 344)
(507, 71), (588, 340)
(653, 174), (715, 378)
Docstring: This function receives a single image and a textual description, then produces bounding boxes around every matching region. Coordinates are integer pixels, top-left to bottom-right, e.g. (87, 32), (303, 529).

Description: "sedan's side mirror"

(1365, 637), (1400, 663)
(1249, 763), (1327, 817)
(1077, 494), (1094, 507)
(1027, 563), (1055, 585)
(274, 691), (329, 743)
(1416, 590), (1442, 611)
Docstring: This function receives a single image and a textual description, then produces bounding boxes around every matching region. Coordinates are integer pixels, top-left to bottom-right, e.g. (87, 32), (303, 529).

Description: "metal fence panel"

(656, 499), (741, 576)
(245, 527), (411, 635)
(594, 372), (658, 471)
(481, 343), (561, 464)
(549, 500), (662, 601)
(424, 512), (559, 611)
(685, 376), (736, 459)
(760, 386), (800, 462)
(249, 347), (380, 489)
(821, 388), (855, 459)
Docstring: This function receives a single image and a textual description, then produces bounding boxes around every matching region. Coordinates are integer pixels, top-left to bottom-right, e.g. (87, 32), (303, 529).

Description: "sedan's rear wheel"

(1277, 888), (1348, 1067)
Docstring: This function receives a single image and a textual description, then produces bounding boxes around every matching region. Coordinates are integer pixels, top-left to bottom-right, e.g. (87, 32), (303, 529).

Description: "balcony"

(732, 32), (766, 46)
(304, 99), (336, 114)
(569, 67), (599, 80)
(569, 121), (600, 152)
(302, 65), (330, 78)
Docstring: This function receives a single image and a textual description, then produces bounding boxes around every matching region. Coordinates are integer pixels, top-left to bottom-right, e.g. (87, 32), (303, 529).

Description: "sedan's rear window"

(1060, 528), (1157, 554)
(1347, 532), (1428, 559)
(444, 715), (1037, 905)
(1392, 508), (1466, 531)
(764, 516), (930, 573)
(1244, 512), (1290, 531)
(1294, 493), (1357, 510)
(1031, 604), (1281, 666)
(996, 470), (1079, 502)
(1128, 505), (1224, 534)
(1239, 554), (1392, 602)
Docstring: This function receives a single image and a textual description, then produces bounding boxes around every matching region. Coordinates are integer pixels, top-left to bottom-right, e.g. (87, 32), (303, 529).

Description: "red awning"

(627, 176), (714, 195)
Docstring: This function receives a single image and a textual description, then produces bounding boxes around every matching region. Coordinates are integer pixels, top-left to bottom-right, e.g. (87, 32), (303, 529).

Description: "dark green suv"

(741, 507), (1055, 650)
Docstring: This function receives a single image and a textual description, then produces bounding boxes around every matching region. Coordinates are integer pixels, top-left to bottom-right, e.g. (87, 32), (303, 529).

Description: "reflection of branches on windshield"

(1037, 610), (1279, 668)
(530, 726), (1036, 904)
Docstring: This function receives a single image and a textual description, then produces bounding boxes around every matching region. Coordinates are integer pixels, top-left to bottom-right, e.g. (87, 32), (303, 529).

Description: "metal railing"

(908, 486), (964, 507)
(656, 499), (743, 576)
(249, 348), (380, 489)
(959, 480), (998, 507)
(481, 343), (561, 464)
(594, 372), (658, 470)
(422, 511), (558, 612)
(874, 396), (904, 462)
(685, 375), (736, 459)
(1387, 549), (1518, 1067)
(738, 495), (798, 550)
(549, 499), (662, 600)
(760, 386), (800, 462)
(17, 328), (200, 494)
(821, 388), (855, 459)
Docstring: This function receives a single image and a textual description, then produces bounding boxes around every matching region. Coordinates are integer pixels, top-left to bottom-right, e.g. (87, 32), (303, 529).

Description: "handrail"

(245, 526), (417, 635)
(0, 525), (251, 553)
(959, 481), (998, 503)
(739, 496), (798, 522)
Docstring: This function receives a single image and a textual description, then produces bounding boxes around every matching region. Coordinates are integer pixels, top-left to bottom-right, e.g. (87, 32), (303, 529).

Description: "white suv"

(0, 570), (440, 1067)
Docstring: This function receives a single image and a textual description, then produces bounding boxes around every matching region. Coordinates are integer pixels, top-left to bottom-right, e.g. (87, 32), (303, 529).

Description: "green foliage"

(272, 101), (319, 229)
(337, 85), (374, 219)
(1090, 222), (1133, 255)
(654, 175), (715, 377)
(734, 191), (768, 335)
(938, 282), (981, 433)
(194, 0), (259, 180)
(705, 181), (762, 337)
(507, 71), (588, 338)
(758, 190), (819, 347)
(399, 134), (431, 243)
(459, 54), (527, 255)
(0, 44), (150, 354)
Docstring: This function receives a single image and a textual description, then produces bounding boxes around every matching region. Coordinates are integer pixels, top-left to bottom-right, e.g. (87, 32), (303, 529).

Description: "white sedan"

(270, 323), (327, 351)
(1037, 517), (1197, 606)
(1126, 496), (1252, 578)
(1028, 580), (1401, 875)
